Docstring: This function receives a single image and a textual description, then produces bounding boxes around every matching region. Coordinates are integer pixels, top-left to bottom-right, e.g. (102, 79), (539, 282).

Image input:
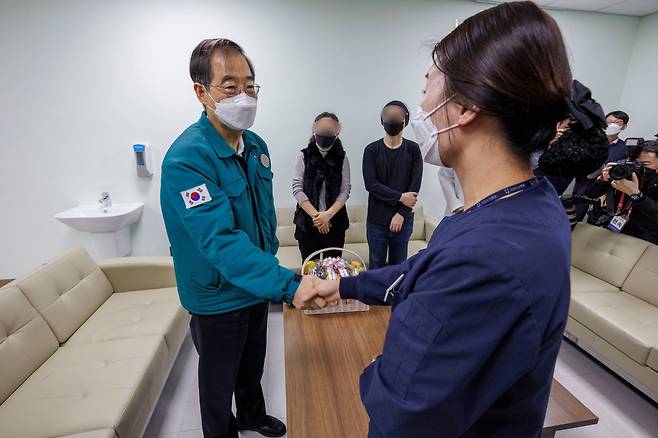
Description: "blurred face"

(382, 105), (406, 136)
(313, 118), (340, 137)
(382, 106), (406, 124)
(638, 151), (658, 171)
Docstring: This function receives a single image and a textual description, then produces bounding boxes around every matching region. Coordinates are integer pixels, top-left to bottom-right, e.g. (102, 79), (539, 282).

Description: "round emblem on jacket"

(260, 153), (270, 168)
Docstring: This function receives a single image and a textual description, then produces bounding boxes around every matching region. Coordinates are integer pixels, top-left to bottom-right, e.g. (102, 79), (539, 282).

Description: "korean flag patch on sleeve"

(181, 184), (212, 209)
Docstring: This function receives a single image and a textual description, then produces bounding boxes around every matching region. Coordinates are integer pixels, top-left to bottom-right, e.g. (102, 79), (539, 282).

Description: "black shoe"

(238, 415), (287, 437)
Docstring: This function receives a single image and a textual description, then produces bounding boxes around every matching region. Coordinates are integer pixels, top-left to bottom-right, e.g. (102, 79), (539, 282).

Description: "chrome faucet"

(98, 192), (112, 209)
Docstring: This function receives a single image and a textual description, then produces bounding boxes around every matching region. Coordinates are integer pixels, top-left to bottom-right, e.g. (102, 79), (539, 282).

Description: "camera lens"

(610, 165), (631, 181)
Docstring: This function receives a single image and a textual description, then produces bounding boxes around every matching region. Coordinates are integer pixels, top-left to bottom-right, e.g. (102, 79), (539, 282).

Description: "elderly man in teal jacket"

(161, 39), (317, 438)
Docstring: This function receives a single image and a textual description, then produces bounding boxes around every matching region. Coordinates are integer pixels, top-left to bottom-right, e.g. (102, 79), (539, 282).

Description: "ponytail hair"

(433, 1), (607, 176)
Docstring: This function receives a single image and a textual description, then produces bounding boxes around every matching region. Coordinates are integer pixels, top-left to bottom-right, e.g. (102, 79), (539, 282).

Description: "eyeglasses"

(207, 83), (261, 98)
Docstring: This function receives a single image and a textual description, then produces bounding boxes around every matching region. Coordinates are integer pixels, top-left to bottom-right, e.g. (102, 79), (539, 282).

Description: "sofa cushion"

(67, 287), (189, 362)
(408, 240), (428, 258)
(571, 267), (620, 295)
(274, 204), (430, 273)
(275, 206), (297, 247)
(276, 204), (429, 245)
(569, 290), (658, 365)
(16, 247), (114, 343)
(0, 335), (168, 438)
(98, 256), (176, 293)
(60, 430), (117, 438)
(425, 218), (439, 241)
(345, 205), (368, 244)
(347, 204), (368, 223)
(0, 286), (59, 404)
(345, 221), (367, 244)
(277, 246), (303, 273)
(622, 245), (658, 307)
(410, 206), (425, 240)
(571, 223), (650, 288)
(648, 349), (658, 373)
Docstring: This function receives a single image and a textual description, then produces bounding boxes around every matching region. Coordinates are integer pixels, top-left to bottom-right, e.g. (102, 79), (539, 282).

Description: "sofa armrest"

(424, 218), (439, 241)
(98, 256), (176, 293)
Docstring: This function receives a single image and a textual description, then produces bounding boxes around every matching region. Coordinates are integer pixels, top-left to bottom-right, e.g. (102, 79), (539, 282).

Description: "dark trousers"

(367, 220), (413, 269)
(297, 227), (346, 261)
(189, 302), (269, 438)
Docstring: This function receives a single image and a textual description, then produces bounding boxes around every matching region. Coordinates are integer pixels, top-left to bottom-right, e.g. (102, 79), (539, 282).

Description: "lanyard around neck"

(466, 178), (541, 213)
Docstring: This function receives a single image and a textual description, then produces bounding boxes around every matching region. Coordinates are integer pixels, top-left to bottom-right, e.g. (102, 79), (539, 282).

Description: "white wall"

(619, 12), (658, 139)
(0, 0), (643, 277)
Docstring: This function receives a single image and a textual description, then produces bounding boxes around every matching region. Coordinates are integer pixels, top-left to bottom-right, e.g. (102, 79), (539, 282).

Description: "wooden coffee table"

(0, 279), (13, 288)
(542, 379), (598, 437)
(284, 305), (598, 437)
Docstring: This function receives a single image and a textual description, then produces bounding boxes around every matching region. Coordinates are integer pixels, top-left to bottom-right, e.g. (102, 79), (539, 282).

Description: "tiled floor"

(145, 306), (657, 438)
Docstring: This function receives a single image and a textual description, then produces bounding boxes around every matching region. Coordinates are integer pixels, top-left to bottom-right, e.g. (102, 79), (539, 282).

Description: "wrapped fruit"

(311, 265), (327, 279)
(306, 255), (364, 280)
(302, 249), (369, 315)
(303, 260), (317, 275)
(350, 261), (365, 274)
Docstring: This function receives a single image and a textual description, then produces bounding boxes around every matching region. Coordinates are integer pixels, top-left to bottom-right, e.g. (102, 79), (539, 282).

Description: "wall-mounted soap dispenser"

(133, 143), (153, 177)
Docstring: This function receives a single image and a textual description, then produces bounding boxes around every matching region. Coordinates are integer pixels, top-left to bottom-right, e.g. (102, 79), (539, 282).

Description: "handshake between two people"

(292, 275), (342, 310)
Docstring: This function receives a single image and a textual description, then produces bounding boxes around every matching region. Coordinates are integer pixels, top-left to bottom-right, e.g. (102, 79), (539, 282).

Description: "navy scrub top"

(340, 177), (571, 437)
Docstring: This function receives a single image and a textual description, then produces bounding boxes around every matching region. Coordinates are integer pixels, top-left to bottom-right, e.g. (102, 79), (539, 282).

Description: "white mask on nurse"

(410, 97), (459, 166)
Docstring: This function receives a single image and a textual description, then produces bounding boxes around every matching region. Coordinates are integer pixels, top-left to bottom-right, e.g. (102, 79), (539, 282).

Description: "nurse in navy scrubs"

(309, 2), (608, 437)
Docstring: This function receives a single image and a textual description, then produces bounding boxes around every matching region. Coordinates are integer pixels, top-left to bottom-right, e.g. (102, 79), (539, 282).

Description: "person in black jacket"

(586, 140), (658, 244)
(292, 112), (351, 260)
(363, 100), (423, 268)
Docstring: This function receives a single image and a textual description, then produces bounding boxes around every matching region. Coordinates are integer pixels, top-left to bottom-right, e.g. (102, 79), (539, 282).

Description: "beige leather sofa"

(0, 247), (190, 438)
(275, 204), (438, 273)
(567, 223), (658, 402)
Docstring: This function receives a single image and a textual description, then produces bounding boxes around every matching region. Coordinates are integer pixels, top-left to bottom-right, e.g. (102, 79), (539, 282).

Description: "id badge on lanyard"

(608, 193), (632, 233)
(608, 214), (629, 233)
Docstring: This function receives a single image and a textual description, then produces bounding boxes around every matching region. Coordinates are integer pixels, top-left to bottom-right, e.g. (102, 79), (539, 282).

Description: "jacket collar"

(198, 112), (243, 158)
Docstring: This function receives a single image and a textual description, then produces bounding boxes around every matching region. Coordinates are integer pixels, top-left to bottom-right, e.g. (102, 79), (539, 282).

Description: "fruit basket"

(301, 247), (369, 315)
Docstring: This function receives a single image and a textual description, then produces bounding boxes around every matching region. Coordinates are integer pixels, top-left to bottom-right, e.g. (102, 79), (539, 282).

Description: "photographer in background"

(604, 110), (630, 162)
(572, 110), (631, 221)
(586, 141), (658, 244)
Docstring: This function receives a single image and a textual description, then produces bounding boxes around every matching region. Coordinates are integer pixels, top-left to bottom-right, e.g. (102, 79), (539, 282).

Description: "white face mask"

(605, 123), (622, 136)
(410, 97), (459, 166)
(206, 89), (257, 131)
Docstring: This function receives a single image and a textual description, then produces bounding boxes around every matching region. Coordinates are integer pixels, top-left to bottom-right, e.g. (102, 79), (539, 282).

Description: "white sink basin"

(54, 203), (144, 258)
(55, 203), (144, 233)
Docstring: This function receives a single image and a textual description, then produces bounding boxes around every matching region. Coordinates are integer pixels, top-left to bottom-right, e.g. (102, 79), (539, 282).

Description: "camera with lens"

(609, 160), (646, 181)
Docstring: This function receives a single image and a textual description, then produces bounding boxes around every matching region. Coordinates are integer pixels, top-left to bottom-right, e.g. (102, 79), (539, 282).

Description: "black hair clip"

(564, 80), (606, 131)
(538, 80), (609, 177)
